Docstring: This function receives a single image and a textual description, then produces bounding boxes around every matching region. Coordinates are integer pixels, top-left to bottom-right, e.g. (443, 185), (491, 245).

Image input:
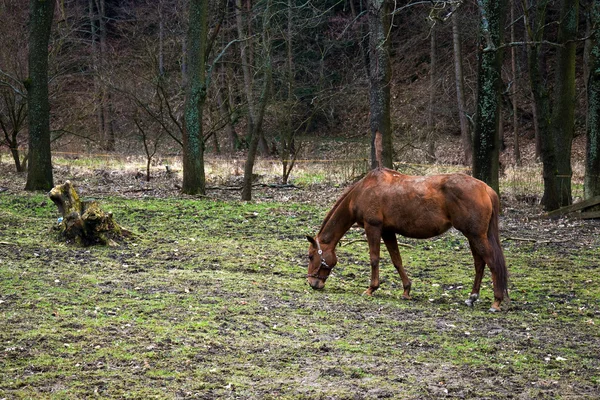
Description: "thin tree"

(134, 116), (164, 182)
(25, 0), (55, 191)
(542, 0), (578, 210)
(0, 90), (28, 172)
(585, 0), (600, 200)
(182, 0), (209, 195)
(451, 3), (471, 165)
(426, 19), (437, 163)
(472, 0), (506, 193)
(368, 0), (393, 169)
(281, 0), (298, 184)
(510, 0), (521, 166)
(89, 0), (115, 152)
(525, 0), (550, 164)
(215, 66), (241, 152)
(237, 0), (272, 201)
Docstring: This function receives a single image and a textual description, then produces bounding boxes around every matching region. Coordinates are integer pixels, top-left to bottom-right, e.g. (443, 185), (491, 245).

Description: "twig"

(503, 236), (571, 244)
(207, 183), (299, 191)
(122, 188), (156, 193)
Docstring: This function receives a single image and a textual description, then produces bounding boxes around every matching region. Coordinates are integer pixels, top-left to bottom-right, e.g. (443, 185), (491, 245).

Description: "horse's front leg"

(363, 224), (382, 296)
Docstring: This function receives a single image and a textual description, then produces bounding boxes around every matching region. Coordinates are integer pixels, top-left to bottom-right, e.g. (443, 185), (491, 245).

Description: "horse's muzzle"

(307, 277), (325, 290)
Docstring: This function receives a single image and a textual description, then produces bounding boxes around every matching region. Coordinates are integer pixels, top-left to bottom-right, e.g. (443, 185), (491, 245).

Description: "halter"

(307, 238), (332, 280)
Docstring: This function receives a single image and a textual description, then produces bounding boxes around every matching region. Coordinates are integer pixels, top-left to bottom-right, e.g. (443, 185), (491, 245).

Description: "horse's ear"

(306, 235), (317, 246)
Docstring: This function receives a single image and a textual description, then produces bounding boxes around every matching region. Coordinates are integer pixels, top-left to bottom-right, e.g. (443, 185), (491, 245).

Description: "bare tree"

(525, 0), (550, 165)
(451, 4), (472, 166)
(0, 1), (30, 172)
(25, 0), (55, 191)
(182, 0), (210, 195)
(510, 0), (521, 166)
(236, 0), (273, 201)
(472, 0), (506, 193)
(542, 0), (578, 210)
(89, 0), (115, 152)
(427, 18), (437, 163)
(368, 0), (393, 170)
(585, 0), (600, 201)
(0, 90), (28, 171)
(215, 68), (242, 152)
(134, 116), (165, 182)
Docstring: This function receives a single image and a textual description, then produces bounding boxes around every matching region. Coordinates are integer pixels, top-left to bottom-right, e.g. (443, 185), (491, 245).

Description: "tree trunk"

(241, 64), (271, 200)
(472, 0), (506, 194)
(181, 37), (187, 86)
(282, 0), (296, 184)
(158, 0), (165, 76)
(10, 148), (23, 172)
(89, 0), (114, 152)
(237, 0), (272, 201)
(368, 0), (393, 170)
(182, 0), (208, 195)
(97, 0), (114, 152)
(215, 6), (240, 153)
(427, 21), (437, 163)
(511, 0), (521, 166)
(25, 0), (55, 191)
(585, 1), (600, 201)
(1, 92), (27, 172)
(525, 0), (549, 165)
(543, 0), (578, 210)
(49, 181), (129, 246)
(452, 8), (471, 166)
(215, 82), (240, 152)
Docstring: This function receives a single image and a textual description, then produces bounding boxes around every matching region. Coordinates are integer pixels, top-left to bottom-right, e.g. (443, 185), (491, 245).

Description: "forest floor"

(1, 154), (599, 399)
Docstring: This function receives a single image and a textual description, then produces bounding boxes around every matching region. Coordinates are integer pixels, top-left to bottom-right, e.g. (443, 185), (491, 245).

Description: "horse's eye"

(308, 255), (314, 261)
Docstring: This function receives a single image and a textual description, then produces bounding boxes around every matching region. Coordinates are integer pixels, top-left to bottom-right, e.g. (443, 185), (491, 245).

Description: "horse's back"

(354, 170), (494, 238)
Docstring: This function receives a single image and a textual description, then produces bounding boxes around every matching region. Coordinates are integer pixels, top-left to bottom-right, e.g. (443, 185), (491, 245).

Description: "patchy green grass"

(1, 190), (599, 399)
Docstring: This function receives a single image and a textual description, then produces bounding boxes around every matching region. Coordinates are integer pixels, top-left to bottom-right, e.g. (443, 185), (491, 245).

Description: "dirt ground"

(1, 159), (600, 399)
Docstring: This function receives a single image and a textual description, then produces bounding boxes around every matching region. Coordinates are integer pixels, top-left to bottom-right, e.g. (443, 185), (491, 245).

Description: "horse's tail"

(487, 186), (509, 298)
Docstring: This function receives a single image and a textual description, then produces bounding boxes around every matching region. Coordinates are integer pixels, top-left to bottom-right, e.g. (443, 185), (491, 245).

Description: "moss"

(1, 191), (599, 398)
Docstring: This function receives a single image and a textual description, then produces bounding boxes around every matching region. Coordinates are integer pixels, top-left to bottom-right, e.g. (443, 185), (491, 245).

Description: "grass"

(1, 187), (599, 399)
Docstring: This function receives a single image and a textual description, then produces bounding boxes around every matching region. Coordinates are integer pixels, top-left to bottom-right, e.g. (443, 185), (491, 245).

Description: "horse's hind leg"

(382, 231), (411, 299)
(468, 236), (503, 312)
(363, 223), (382, 296)
(466, 238), (487, 307)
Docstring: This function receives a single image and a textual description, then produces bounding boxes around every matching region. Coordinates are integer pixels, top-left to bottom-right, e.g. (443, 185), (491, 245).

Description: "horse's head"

(306, 235), (337, 290)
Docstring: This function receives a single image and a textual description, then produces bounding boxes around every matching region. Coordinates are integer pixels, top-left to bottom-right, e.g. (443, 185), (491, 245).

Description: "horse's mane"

(316, 131), (385, 240)
(317, 178), (361, 236)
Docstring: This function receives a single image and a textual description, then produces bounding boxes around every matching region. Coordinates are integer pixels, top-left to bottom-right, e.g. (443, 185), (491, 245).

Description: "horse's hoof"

(465, 294), (479, 307)
(402, 295), (411, 300)
(488, 307), (500, 313)
(362, 290), (372, 296)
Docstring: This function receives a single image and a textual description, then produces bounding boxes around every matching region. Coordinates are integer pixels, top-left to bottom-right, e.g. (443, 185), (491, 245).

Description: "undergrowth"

(0, 189), (599, 399)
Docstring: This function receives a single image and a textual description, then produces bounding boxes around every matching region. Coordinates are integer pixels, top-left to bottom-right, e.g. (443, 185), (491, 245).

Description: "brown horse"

(306, 168), (509, 312)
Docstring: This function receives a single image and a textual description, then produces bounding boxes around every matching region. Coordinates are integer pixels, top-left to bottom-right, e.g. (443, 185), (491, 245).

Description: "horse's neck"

(318, 197), (355, 247)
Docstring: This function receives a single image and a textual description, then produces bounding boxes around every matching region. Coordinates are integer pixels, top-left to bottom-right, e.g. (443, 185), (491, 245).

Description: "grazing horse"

(306, 167), (509, 312)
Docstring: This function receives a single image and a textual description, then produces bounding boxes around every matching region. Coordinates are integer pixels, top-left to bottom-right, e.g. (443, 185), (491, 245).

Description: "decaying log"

(540, 195), (600, 219)
(49, 181), (130, 246)
(580, 210), (600, 219)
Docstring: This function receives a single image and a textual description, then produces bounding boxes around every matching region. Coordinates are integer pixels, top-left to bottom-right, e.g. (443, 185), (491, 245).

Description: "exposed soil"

(1, 158), (599, 399)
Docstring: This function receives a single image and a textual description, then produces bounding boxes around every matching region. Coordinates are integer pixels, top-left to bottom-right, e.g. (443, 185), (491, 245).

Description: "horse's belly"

(390, 219), (452, 239)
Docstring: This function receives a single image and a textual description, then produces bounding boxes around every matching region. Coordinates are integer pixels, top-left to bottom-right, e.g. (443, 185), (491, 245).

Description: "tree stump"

(49, 181), (129, 246)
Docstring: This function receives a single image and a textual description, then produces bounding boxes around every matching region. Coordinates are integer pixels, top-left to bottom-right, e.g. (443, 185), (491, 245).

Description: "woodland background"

(1, 0), (599, 207)
(2, 3), (600, 397)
